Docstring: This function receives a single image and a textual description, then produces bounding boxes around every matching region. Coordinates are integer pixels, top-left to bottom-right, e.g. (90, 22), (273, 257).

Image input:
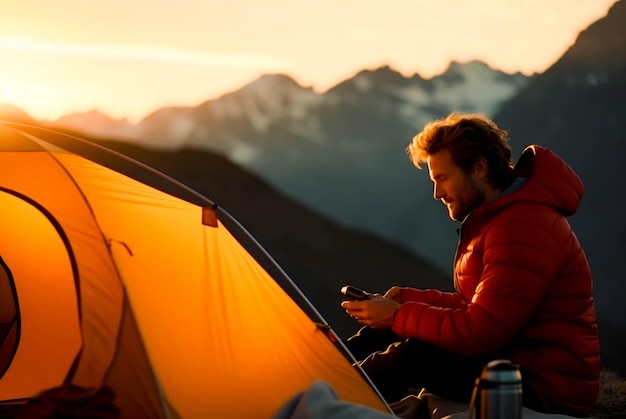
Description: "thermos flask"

(471, 359), (522, 419)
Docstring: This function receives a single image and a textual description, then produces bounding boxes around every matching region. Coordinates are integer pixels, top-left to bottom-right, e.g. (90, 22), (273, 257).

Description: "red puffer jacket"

(391, 145), (600, 416)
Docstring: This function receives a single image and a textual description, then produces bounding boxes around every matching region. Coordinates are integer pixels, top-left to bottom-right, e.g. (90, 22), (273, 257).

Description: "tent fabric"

(0, 123), (390, 418)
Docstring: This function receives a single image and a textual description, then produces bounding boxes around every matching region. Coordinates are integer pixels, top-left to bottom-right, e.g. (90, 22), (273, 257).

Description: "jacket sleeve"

(399, 287), (465, 308)
(391, 210), (561, 356)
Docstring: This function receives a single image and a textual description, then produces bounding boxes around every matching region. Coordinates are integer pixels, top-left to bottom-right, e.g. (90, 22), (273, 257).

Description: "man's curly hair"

(406, 112), (514, 190)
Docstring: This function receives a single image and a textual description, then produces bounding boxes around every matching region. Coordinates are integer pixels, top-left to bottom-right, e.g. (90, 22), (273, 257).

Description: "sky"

(0, 0), (619, 123)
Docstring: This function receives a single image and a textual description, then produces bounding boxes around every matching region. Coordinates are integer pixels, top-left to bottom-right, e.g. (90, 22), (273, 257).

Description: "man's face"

(427, 149), (485, 221)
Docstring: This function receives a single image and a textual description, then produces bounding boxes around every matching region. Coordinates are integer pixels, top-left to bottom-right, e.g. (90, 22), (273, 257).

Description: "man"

(342, 113), (600, 417)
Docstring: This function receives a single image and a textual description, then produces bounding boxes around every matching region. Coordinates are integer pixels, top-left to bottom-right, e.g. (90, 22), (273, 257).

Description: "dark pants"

(343, 327), (494, 404)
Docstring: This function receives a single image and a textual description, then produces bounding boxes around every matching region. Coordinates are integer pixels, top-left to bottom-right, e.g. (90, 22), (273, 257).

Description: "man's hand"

(341, 295), (401, 329)
(383, 286), (404, 303)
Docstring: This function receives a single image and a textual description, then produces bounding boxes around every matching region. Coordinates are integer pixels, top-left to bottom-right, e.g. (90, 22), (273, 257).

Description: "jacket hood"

(481, 145), (584, 217)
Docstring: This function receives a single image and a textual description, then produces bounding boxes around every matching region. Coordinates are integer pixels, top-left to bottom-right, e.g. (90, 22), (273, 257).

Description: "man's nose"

(433, 183), (444, 200)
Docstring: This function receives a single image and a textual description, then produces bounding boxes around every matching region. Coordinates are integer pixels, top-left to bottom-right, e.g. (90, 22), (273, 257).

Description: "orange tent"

(0, 122), (391, 418)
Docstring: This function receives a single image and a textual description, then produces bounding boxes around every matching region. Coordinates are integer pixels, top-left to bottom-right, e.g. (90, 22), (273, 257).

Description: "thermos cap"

(486, 359), (520, 371)
(481, 359), (521, 385)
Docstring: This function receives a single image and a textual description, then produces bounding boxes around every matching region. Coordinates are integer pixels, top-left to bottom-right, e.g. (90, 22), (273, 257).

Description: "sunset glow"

(0, 0), (619, 122)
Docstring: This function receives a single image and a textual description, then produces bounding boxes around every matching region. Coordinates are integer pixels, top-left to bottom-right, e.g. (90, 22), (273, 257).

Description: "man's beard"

(448, 180), (485, 221)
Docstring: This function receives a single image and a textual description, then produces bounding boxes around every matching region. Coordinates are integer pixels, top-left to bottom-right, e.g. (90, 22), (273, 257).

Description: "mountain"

(492, 0), (626, 333)
(53, 60), (531, 276)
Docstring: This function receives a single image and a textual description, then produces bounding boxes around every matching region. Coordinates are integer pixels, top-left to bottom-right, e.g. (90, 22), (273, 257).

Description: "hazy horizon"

(0, 0), (619, 122)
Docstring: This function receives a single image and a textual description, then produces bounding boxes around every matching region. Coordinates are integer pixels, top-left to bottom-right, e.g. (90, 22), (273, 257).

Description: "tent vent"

(202, 205), (218, 227)
(315, 323), (338, 343)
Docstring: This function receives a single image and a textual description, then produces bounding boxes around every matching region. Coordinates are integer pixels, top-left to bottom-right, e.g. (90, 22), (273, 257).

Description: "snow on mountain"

(108, 73), (326, 159)
(50, 61), (529, 161)
(183, 73), (326, 162)
(206, 74), (322, 131)
(430, 60), (529, 115)
(393, 61), (529, 130)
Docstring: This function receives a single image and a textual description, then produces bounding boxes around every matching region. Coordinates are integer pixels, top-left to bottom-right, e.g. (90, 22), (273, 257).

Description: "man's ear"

(471, 157), (489, 179)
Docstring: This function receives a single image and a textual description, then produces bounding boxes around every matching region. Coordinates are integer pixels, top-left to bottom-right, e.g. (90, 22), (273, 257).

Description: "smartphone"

(340, 285), (370, 301)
